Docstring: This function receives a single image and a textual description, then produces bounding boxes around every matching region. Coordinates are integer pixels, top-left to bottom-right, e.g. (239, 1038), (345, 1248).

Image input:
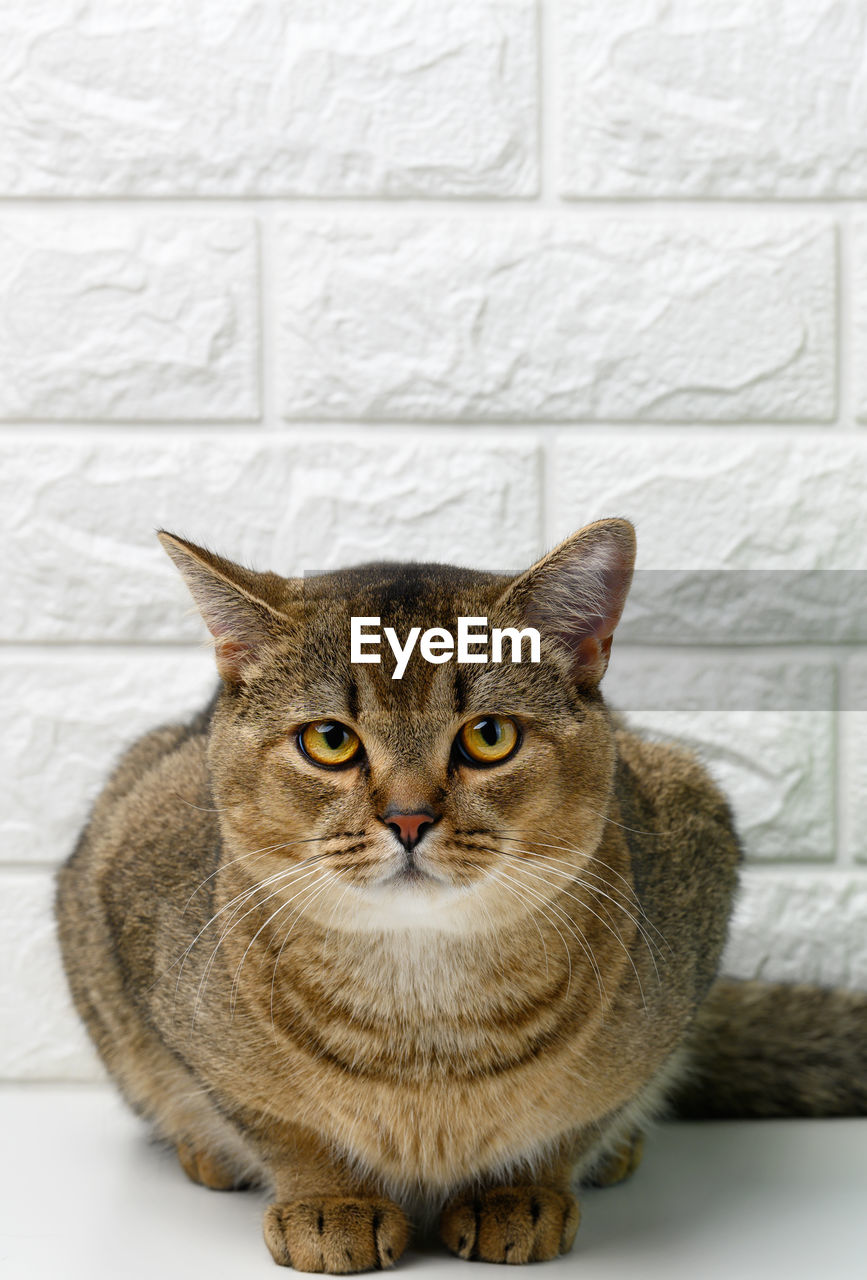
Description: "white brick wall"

(2, 0), (866, 1081)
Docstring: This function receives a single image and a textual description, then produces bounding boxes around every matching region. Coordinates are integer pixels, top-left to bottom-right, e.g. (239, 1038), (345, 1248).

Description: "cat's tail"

(670, 977), (867, 1118)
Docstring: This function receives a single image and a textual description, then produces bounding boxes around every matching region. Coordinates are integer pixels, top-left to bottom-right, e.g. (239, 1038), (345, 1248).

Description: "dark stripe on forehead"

(345, 674), (359, 722)
(453, 666), (467, 717)
(409, 648), (443, 711)
(366, 660), (401, 713)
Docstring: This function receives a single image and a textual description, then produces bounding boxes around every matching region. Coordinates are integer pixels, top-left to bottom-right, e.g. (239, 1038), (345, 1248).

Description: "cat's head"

(160, 520), (635, 934)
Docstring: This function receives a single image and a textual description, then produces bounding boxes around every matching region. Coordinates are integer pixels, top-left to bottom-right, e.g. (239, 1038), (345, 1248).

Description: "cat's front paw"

(264, 1196), (410, 1273)
(439, 1186), (580, 1264)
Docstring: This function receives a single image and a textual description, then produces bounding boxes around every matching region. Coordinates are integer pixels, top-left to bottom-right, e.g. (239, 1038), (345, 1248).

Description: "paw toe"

(265, 1197), (409, 1273)
(440, 1186), (580, 1263)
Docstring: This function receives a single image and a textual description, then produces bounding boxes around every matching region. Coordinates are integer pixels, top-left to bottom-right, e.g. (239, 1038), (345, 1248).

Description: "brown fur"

(55, 520), (866, 1272)
(673, 978), (867, 1118)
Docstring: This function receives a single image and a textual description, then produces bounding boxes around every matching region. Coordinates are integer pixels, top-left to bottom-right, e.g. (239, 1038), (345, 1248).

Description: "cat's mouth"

(382, 863), (434, 887)
(376, 848), (449, 890)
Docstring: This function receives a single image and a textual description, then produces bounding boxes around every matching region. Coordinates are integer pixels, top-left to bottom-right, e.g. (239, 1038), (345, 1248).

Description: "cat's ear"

(497, 519), (636, 686)
(158, 532), (289, 685)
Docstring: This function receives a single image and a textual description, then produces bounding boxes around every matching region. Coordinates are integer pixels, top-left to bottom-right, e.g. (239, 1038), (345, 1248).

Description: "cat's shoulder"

(86, 694), (217, 836)
(612, 715), (734, 828)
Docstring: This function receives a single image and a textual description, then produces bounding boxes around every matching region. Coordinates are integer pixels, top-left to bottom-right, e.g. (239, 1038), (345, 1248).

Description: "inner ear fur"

(158, 532), (296, 685)
(496, 518), (636, 686)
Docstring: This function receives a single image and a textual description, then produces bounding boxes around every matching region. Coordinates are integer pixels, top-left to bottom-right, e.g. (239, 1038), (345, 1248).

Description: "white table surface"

(1, 1086), (865, 1280)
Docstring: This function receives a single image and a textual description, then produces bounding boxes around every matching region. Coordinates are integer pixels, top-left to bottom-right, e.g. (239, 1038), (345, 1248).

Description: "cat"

(56, 518), (867, 1272)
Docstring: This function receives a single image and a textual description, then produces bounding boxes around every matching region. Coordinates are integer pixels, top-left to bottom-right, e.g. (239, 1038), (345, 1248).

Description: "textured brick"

(0, 1), (536, 197)
(852, 222), (867, 421)
(0, 872), (102, 1080)
(561, 1), (867, 197)
(607, 651), (836, 862)
(0, 652), (215, 865)
(0, 434), (541, 642)
(842, 656), (867, 864)
(0, 218), (258, 420)
(553, 437), (867, 642)
(278, 218), (834, 422)
(607, 648), (836, 713)
(722, 870), (867, 987)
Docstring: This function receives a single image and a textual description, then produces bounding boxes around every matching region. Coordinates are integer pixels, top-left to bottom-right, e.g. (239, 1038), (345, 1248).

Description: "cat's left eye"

(455, 715), (520, 767)
(298, 720), (362, 768)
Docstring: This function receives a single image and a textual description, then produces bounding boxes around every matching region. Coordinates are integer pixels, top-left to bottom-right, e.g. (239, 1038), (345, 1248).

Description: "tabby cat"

(56, 519), (867, 1272)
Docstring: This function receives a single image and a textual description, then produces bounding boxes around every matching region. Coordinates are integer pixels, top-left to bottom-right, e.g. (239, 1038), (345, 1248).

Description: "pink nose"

(383, 810), (437, 850)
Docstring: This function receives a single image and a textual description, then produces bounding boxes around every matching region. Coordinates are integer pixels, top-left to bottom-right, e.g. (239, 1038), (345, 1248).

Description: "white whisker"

(494, 864), (607, 1010)
(321, 879), (355, 968)
(269, 873), (341, 1031)
(502, 833), (673, 956)
(229, 871), (335, 1017)
(483, 867), (558, 991)
(191, 865), (328, 1028)
(162, 859), (324, 1004)
(498, 851), (649, 1010)
(183, 835), (332, 913)
(463, 863), (509, 979)
(500, 847), (665, 976)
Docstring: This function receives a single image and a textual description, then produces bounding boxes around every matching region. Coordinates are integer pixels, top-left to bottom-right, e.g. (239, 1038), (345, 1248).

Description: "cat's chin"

(378, 866), (436, 889)
(362, 846), (457, 894)
(341, 867), (478, 931)
(374, 859), (448, 890)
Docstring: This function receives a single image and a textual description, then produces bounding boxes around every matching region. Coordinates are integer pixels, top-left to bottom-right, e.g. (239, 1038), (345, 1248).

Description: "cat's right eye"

(298, 720), (362, 769)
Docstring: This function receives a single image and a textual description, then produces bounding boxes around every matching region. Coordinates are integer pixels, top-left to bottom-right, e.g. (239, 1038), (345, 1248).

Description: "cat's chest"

(242, 970), (663, 1190)
(213, 924), (679, 1187)
(268, 1034), (587, 1189)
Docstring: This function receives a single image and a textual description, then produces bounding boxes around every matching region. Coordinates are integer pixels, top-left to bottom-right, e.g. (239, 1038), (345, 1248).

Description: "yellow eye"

(299, 720), (362, 768)
(457, 715), (520, 766)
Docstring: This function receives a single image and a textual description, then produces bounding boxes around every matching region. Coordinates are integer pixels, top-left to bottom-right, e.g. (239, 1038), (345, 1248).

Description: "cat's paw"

(176, 1139), (246, 1191)
(439, 1186), (580, 1264)
(582, 1131), (645, 1188)
(264, 1196), (410, 1273)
